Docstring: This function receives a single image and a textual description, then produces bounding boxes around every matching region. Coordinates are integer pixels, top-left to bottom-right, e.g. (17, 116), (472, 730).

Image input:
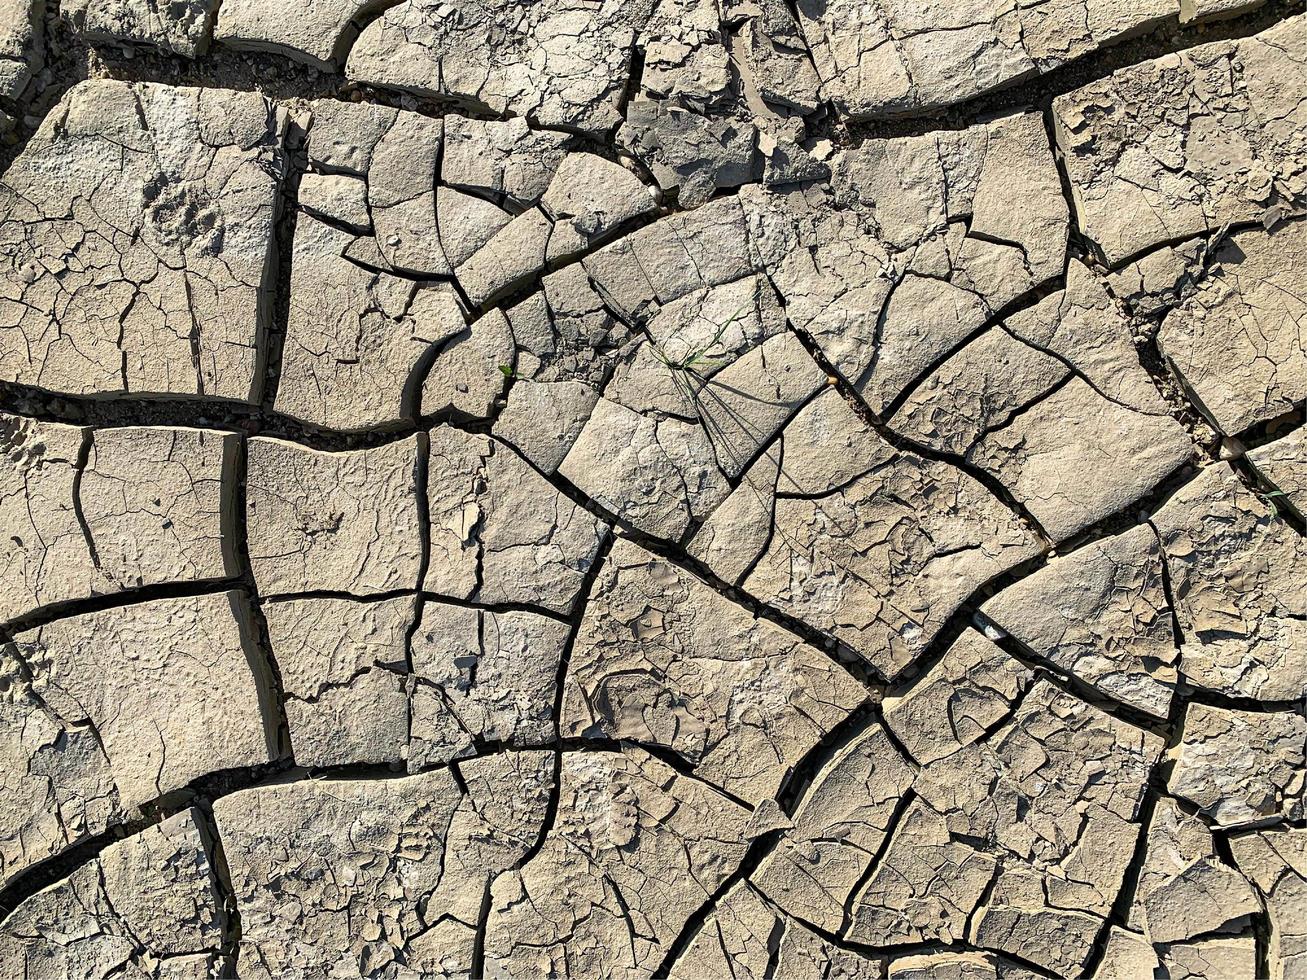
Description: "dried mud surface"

(1, 0), (1306, 977)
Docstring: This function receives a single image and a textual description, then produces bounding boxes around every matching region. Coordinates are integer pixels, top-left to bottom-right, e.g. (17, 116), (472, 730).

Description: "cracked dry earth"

(1, 2), (1307, 980)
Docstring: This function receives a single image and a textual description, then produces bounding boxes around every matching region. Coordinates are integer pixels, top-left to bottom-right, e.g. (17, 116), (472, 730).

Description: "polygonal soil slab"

(0, 81), (285, 400)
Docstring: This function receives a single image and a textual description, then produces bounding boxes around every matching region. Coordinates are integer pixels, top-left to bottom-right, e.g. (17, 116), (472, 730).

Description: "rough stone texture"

(442, 116), (572, 206)
(1094, 927), (1162, 980)
(425, 426), (607, 613)
(1182, 0), (1268, 19)
(261, 590), (574, 770)
(981, 523), (1177, 718)
(620, 99), (759, 208)
(670, 881), (884, 980)
(1106, 237), (1208, 320)
(751, 721), (912, 931)
(773, 112), (1070, 408)
(852, 796), (1000, 947)
(0, 0), (43, 106)
(1053, 16), (1307, 265)
(276, 215), (468, 430)
(347, 0), (648, 135)
(891, 264), (1191, 542)
(300, 99), (525, 287)
(1, 592), (274, 885)
(409, 601), (570, 768)
(888, 950), (1043, 979)
(6, 5), (1307, 977)
(62, 0), (219, 57)
(8, 592), (275, 803)
(434, 148), (659, 309)
(1168, 702), (1307, 829)
(1249, 427), (1307, 520)
(0, 809), (225, 978)
(563, 537), (866, 804)
(1152, 463), (1307, 702)
(484, 748), (752, 979)
(2, 414), (238, 625)
(263, 594), (414, 769)
(215, 0), (374, 68)
(540, 152), (657, 259)
(1162, 936), (1259, 979)
(583, 195), (757, 322)
(508, 264), (635, 388)
(493, 379), (600, 474)
(883, 629), (1033, 766)
(687, 442), (782, 584)
(1159, 219), (1307, 436)
(796, 0), (1179, 119)
(247, 435), (424, 596)
(559, 275), (826, 540)
(0, 81), (285, 399)
(637, 0), (730, 110)
(215, 751), (552, 979)
(863, 679), (1162, 974)
(741, 389), (1043, 679)
(1129, 795), (1260, 946)
(0, 678), (120, 891)
(727, 0), (822, 116)
(1231, 828), (1307, 980)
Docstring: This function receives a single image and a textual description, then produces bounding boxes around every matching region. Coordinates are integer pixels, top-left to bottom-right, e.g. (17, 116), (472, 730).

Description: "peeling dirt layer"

(1, 1), (1306, 978)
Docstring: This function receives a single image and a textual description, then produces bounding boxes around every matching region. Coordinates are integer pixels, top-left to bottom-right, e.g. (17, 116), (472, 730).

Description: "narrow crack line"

(776, 702), (885, 816)
(0, 756), (295, 927)
(402, 327), (468, 426)
(1042, 105), (1087, 256)
(0, 577), (244, 638)
(468, 878), (495, 980)
(0, 378), (500, 452)
(1080, 669), (1189, 977)
(1211, 820), (1276, 980)
(997, 319), (1178, 421)
(829, 0), (1307, 144)
(255, 101), (306, 412)
(1145, 519), (1188, 655)
(259, 585), (574, 624)
(458, 203), (671, 316)
(1230, 401), (1306, 455)
(878, 274), (1067, 424)
(0, 727), (782, 935)
(973, 610), (1173, 737)
(488, 433), (889, 692)
(494, 531), (620, 882)
(192, 803), (243, 979)
(1041, 460), (1206, 560)
(69, 427), (102, 570)
(403, 430), (432, 778)
(1232, 449), (1307, 538)
(957, 369), (1078, 447)
(649, 832), (780, 978)
(229, 436), (294, 762)
(260, 587), (415, 605)
(1102, 217), (1268, 274)
(838, 787), (917, 936)
(331, 0), (408, 69)
(1171, 687), (1307, 715)
(650, 704), (884, 980)
(550, 534), (616, 744)
(786, 314), (1056, 546)
(613, 37), (647, 141)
